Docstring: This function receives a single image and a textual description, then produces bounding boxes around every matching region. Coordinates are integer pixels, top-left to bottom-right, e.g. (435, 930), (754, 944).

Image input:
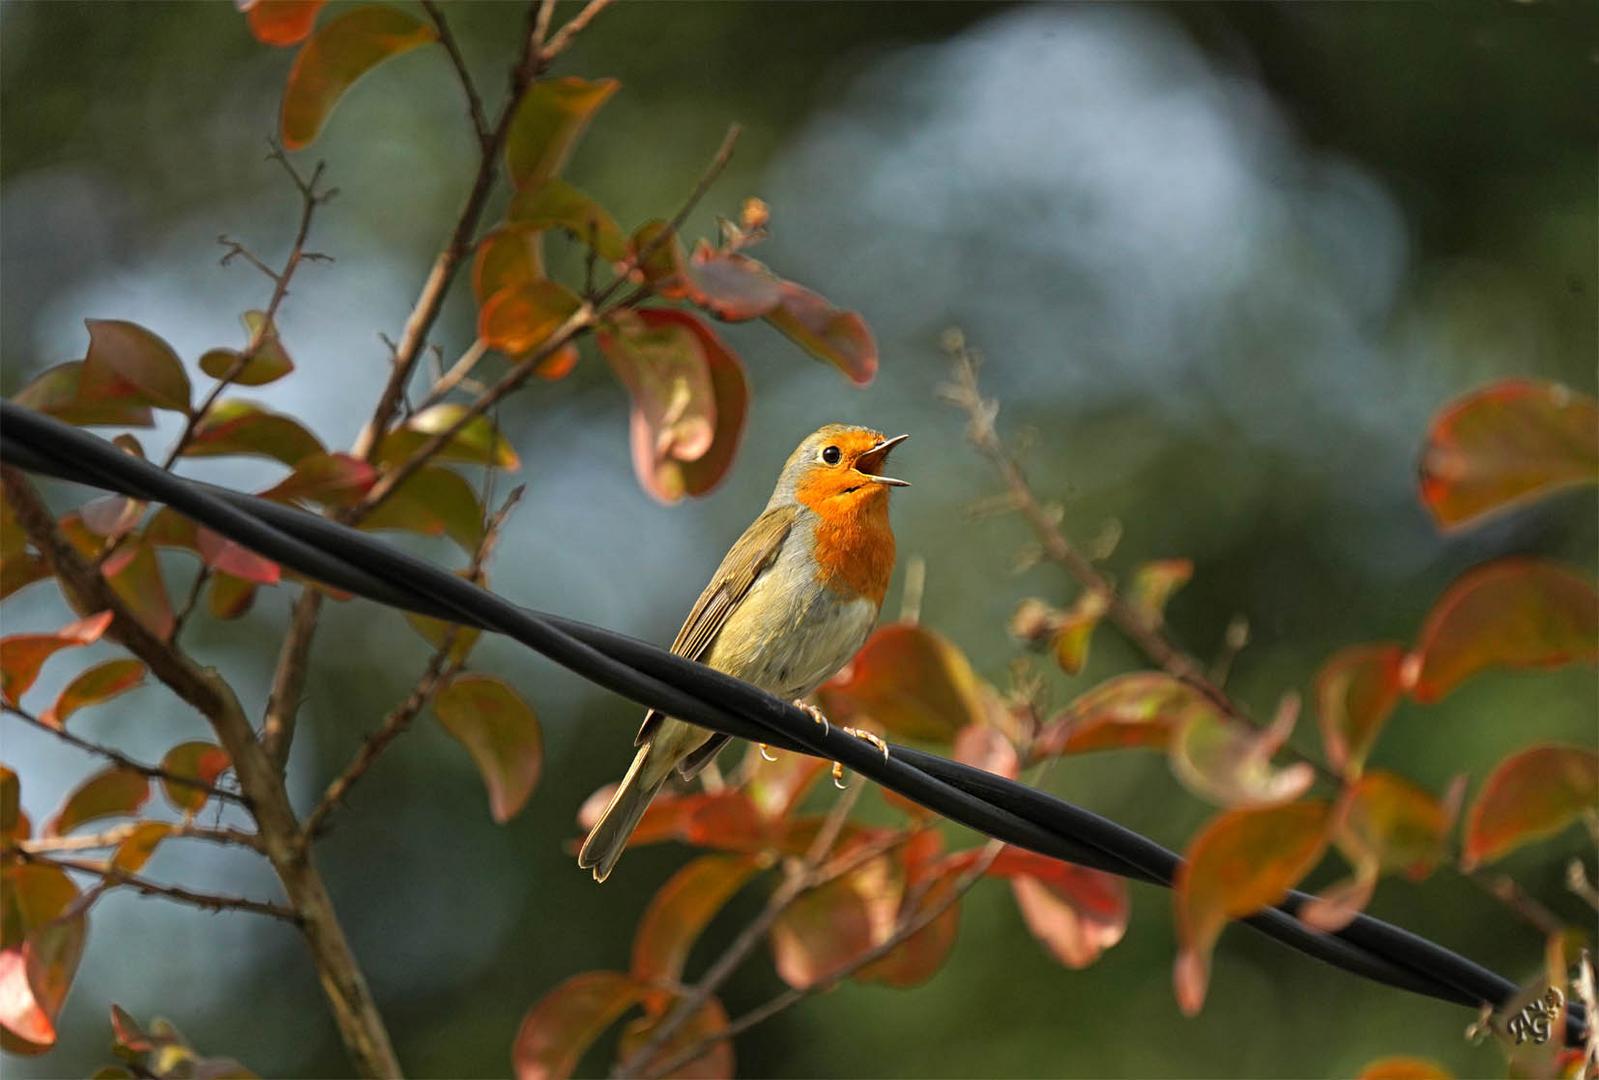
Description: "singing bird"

(579, 424), (909, 882)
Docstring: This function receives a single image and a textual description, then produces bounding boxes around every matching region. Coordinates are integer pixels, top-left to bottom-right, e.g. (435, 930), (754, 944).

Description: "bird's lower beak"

(856, 434), (910, 487)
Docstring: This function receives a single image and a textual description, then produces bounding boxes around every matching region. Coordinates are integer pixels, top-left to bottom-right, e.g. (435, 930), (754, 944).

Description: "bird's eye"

(820, 445), (842, 466)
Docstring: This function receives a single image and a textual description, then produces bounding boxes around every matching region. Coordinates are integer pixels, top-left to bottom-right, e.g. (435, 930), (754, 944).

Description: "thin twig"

(539, 0), (616, 63)
(421, 0), (488, 145)
(18, 850), (298, 923)
(2, 703), (248, 808)
(418, 337), (490, 409)
(18, 820), (263, 855)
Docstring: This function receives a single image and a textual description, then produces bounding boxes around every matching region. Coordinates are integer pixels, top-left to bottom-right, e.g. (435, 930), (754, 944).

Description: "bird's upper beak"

(855, 434), (910, 487)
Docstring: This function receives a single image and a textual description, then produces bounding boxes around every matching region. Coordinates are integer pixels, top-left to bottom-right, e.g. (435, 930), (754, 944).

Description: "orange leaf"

(473, 224), (546, 306)
(1169, 695), (1315, 808)
(79, 319), (191, 414)
(0, 912), (85, 1053)
(280, 4), (437, 150)
(46, 767), (148, 837)
(1462, 744), (1598, 869)
(40, 658), (146, 729)
(1316, 644), (1405, 777)
(513, 971), (644, 1080)
(1037, 671), (1201, 755)
(505, 77), (619, 189)
(763, 281), (877, 386)
(111, 821), (173, 874)
(245, 0), (326, 46)
(743, 749), (827, 821)
(0, 611), (114, 705)
(631, 855), (759, 993)
(13, 361), (153, 428)
(616, 994), (734, 1080)
(1357, 1057), (1454, 1080)
(817, 623), (987, 741)
(158, 741), (231, 814)
(952, 724), (1020, 780)
(983, 848), (1128, 969)
(1173, 800), (1331, 1016)
(433, 674), (542, 824)
(479, 280), (582, 358)
(853, 866), (961, 988)
(1419, 379), (1598, 531)
(1405, 558), (1597, 703)
(770, 861), (894, 989)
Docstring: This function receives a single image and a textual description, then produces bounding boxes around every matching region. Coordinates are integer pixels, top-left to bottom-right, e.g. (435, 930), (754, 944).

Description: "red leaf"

(852, 864), (961, 988)
(1404, 558), (1598, 703)
(0, 611), (114, 705)
(512, 971), (643, 1080)
(1419, 379), (1598, 531)
(279, 4), (437, 150)
(158, 741), (231, 814)
(1461, 744), (1598, 870)
(631, 855), (759, 992)
(40, 658), (146, 729)
(616, 994), (734, 1080)
(1173, 800), (1332, 1016)
(12, 362), (153, 428)
(0, 912), (85, 1053)
(260, 451), (376, 506)
(982, 848), (1128, 969)
(183, 400), (324, 466)
(433, 674), (542, 823)
(245, 0), (326, 46)
(101, 540), (174, 640)
(817, 623), (987, 741)
(743, 749), (828, 821)
(80, 319), (192, 414)
(46, 767), (148, 837)
(196, 528), (280, 585)
(505, 77), (619, 189)
(683, 244), (783, 322)
(79, 495), (145, 541)
(1315, 644), (1405, 778)
(952, 724), (1020, 780)
(1170, 694), (1316, 808)
(1037, 672), (1200, 756)
(763, 281), (877, 386)
(770, 861), (894, 989)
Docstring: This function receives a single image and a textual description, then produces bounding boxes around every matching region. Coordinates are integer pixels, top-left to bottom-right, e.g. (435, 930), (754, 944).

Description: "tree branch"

(421, 0), (488, 145)
(17, 849), (297, 923)
(538, 0), (617, 64)
(17, 820), (262, 855)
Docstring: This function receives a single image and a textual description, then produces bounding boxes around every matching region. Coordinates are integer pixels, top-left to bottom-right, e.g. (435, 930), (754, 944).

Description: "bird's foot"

(792, 699), (830, 734)
(830, 727), (891, 788)
(758, 743), (778, 762)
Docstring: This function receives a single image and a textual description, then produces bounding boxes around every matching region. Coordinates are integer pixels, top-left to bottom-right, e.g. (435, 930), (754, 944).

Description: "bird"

(578, 424), (909, 882)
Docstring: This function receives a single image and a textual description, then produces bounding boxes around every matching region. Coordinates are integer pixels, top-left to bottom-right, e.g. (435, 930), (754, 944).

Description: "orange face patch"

(794, 429), (899, 606)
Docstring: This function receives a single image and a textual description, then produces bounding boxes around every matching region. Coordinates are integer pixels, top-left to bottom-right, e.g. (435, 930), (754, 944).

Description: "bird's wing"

(635, 503), (799, 749)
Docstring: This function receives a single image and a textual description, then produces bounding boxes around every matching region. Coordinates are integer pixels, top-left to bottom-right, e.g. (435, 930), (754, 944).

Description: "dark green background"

(2, 2), (1595, 1077)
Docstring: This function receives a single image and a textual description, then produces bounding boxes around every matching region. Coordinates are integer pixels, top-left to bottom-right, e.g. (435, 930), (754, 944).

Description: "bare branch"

(539, 0), (616, 64)
(18, 820), (263, 856)
(18, 850), (298, 923)
(418, 337), (490, 409)
(422, 0), (489, 145)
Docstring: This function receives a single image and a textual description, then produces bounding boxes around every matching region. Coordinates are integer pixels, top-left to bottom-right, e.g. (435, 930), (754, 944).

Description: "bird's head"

(769, 424), (909, 513)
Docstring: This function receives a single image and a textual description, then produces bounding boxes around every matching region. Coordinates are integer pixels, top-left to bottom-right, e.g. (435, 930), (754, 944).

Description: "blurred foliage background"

(3, 2), (1596, 1076)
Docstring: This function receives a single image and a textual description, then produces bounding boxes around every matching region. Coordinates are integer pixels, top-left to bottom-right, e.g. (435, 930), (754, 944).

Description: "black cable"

(0, 400), (1584, 1043)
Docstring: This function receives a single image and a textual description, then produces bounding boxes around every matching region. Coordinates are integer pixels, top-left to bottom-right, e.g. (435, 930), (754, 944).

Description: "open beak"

(855, 434), (910, 487)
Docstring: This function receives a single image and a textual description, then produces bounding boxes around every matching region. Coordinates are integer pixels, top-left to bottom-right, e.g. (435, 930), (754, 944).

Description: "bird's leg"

(830, 728), (891, 788)
(793, 698), (829, 734)
(758, 744), (778, 762)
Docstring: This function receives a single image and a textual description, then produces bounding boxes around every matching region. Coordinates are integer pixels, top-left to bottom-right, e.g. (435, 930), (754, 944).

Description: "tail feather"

(578, 743), (671, 883)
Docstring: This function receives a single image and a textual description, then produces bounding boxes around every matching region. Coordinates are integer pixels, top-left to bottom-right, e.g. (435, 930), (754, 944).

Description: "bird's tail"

(578, 741), (673, 883)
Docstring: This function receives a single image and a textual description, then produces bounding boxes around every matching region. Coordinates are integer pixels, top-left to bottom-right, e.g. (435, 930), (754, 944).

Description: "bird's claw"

(829, 727), (891, 788)
(793, 699), (830, 735)
(758, 743), (778, 762)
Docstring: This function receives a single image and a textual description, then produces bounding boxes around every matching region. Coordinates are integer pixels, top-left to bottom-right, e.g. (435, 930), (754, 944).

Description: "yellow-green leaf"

(433, 674), (542, 824)
(505, 77), (619, 189)
(280, 5), (437, 150)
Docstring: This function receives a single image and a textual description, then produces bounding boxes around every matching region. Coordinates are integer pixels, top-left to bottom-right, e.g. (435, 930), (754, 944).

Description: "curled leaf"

(505, 77), (619, 189)
(1419, 379), (1599, 531)
(1037, 672), (1203, 756)
(47, 767), (149, 836)
(1316, 644), (1405, 778)
(80, 319), (191, 414)
(1127, 559), (1193, 627)
(198, 311), (295, 387)
(40, 658), (146, 729)
(0, 611), (115, 705)
(280, 4), (437, 150)
(985, 847), (1128, 969)
(1461, 744), (1598, 870)
(1170, 695), (1316, 808)
(512, 971), (643, 1080)
(817, 623), (987, 741)
(763, 281), (877, 386)
(434, 674), (542, 823)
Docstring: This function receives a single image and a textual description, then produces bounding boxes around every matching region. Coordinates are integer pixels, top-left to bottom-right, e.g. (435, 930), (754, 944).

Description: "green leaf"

(79, 320), (192, 414)
(377, 404), (521, 470)
(46, 767), (149, 836)
(182, 400), (325, 466)
(626, 220), (687, 296)
(506, 179), (626, 262)
(763, 281), (877, 386)
(360, 465), (484, 552)
(198, 311), (295, 387)
(208, 572), (259, 621)
(13, 362), (154, 428)
(433, 674), (542, 823)
(111, 821), (173, 874)
(40, 659), (146, 729)
(0, 767), (20, 847)
(505, 77), (619, 189)
(1127, 559), (1193, 627)
(158, 741), (232, 813)
(279, 4), (437, 150)
(0, 555), (52, 603)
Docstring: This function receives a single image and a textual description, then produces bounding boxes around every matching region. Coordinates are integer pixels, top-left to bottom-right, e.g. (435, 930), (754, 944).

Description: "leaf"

(1051, 592), (1109, 674)
(208, 572), (259, 621)
(0, 911), (86, 1053)
(627, 221), (688, 296)
(198, 312), (295, 387)
(743, 749), (827, 821)
(106, 1004), (257, 1079)
(46, 767), (148, 836)
(1170, 694), (1316, 808)
(473, 225), (546, 305)
(40, 658), (146, 729)
(101, 540), (174, 640)
(512, 971), (644, 1080)
(1127, 559), (1193, 627)
(1404, 559), (1598, 703)
(983, 848), (1128, 969)
(1461, 744), (1598, 870)
(505, 77), (620, 189)
(1037, 672), (1204, 756)
(630, 855), (759, 992)
(111, 821), (174, 874)
(196, 528), (280, 585)
(404, 577), (481, 667)
(0, 555), (51, 603)
(616, 995), (734, 1080)
(259, 451), (376, 506)
(817, 623), (987, 741)
(951, 724), (1020, 780)
(244, 0), (326, 46)
(1173, 800), (1332, 1016)
(279, 4), (437, 150)
(183, 400), (324, 465)
(1315, 644), (1405, 778)
(480, 280), (583, 359)
(158, 741), (232, 814)
(79, 495), (145, 542)
(683, 244), (783, 322)
(0, 611), (115, 705)
(506, 179), (626, 262)
(144, 508), (199, 552)
(0, 767), (21, 847)
(1419, 379), (1599, 531)
(377, 404), (521, 470)
(14, 361), (154, 428)
(1356, 1058), (1454, 1080)
(433, 674), (542, 823)
(853, 857), (961, 988)
(80, 319), (192, 414)
(360, 465), (485, 552)
(770, 864), (890, 989)
(763, 281), (877, 386)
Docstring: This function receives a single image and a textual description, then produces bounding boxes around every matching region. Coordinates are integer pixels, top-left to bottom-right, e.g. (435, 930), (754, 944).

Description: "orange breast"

(804, 492), (896, 606)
